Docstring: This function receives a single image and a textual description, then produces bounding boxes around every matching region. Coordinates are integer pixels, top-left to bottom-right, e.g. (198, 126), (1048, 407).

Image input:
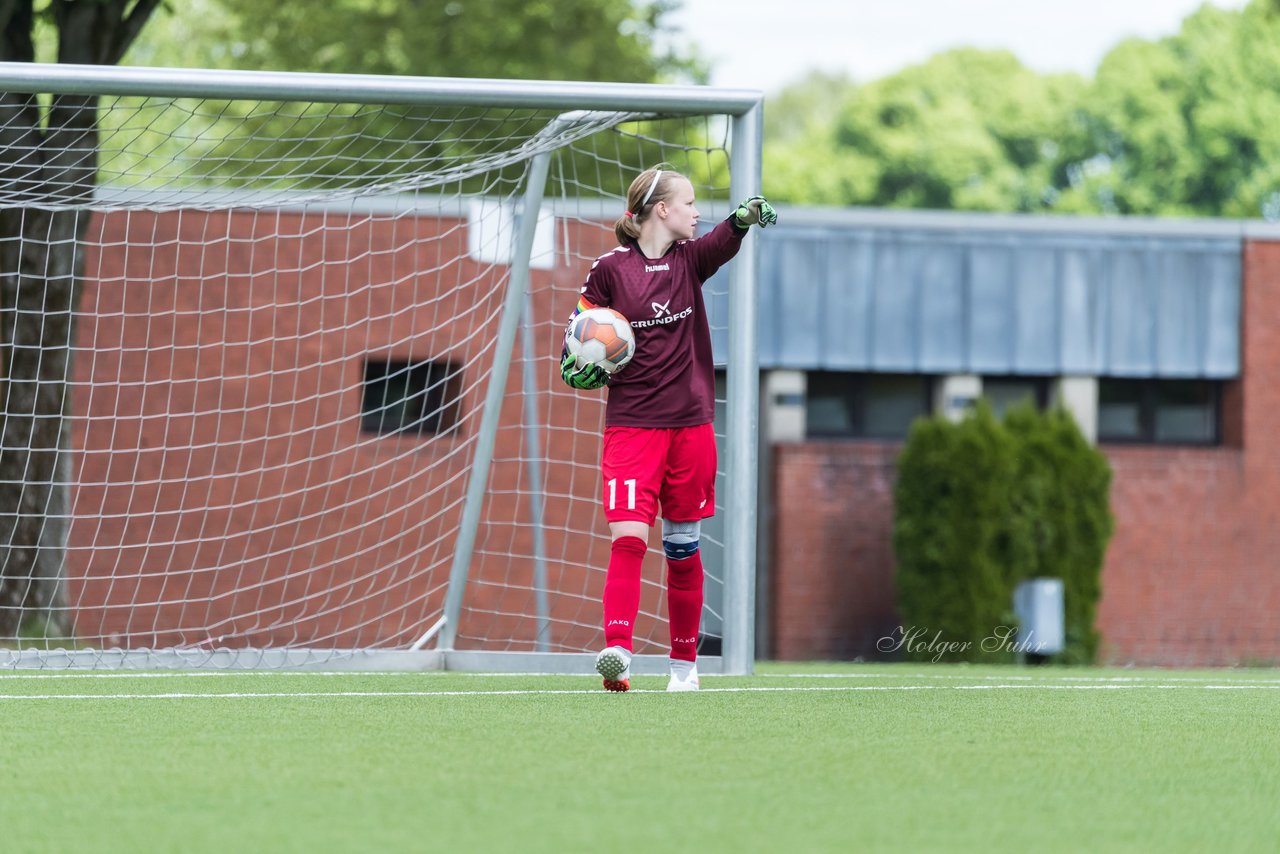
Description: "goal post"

(432, 115), (557, 655)
(0, 63), (762, 674)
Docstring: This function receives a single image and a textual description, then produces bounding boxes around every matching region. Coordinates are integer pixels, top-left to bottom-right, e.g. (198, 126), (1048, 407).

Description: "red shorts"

(600, 424), (717, 525)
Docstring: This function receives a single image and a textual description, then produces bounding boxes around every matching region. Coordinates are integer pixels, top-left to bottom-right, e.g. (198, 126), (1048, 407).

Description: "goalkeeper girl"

(559, 165), (775, 692)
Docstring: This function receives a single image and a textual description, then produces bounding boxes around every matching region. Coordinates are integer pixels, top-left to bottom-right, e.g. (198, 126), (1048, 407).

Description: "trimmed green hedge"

(892, 402), (1113, 663)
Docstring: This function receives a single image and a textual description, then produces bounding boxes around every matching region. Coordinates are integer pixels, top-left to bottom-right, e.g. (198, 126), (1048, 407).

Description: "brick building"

(761, 208), (1278, 667)
(70, 202), (623, 652)
(65, 202), (1279, 665)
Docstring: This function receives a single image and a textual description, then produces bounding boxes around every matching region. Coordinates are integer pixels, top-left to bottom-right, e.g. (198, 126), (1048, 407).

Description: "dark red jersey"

(577, 216), (747, 428)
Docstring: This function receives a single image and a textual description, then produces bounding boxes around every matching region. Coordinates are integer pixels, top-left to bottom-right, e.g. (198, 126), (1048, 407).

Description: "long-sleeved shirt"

(576, 216), (747, 428)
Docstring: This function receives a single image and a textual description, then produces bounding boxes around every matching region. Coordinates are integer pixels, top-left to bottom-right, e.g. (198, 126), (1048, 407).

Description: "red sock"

(603, 536), (647, 651)
(666, 551), (704, 662)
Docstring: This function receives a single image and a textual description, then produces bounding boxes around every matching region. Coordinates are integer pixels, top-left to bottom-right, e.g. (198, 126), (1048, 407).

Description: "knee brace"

(661, 519), (700, 561)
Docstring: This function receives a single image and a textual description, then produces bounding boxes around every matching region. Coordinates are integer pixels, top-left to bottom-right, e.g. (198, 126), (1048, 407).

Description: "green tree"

(116, 1), (710, 198)
(1003, 405), (1113, 663)
(131, 0), (704, 84)
(1056, 1), (1280, 217)
(766, 1), (1280, 219)
(767, 49), (1085, 211)
(893, 403), (1113, 664)
(762, 71), (869, 205)
(892, 403), (1024, 662)
(0, 0), (164, 639)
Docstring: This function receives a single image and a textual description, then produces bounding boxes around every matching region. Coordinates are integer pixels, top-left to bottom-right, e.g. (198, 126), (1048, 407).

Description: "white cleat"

(595, 646), (632, 692)
(666, 662), (700, 692)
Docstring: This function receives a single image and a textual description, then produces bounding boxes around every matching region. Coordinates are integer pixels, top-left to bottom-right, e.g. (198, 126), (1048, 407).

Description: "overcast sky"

(666, 0), (1249, 92)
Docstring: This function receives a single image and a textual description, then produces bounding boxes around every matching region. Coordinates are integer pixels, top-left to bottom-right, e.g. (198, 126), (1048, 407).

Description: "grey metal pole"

(520, 290), (552, 652)
(0, 62), (762, 115)
(721, 102), (763, 676)
(437, 151), (554, 652)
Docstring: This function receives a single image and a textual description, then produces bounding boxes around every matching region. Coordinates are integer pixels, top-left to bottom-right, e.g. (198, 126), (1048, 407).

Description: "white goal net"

(0, 66), (761, 672)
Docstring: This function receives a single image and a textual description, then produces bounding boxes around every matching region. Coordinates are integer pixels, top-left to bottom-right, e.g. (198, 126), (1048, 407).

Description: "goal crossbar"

(0, 62), (762, 114)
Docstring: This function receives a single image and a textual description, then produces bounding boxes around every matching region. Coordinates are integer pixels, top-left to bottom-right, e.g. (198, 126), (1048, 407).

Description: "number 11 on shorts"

(607, 478), (636, 511)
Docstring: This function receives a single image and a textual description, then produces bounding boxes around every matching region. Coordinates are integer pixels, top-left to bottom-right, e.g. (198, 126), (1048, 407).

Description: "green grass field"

(3, 663), (1278, 853)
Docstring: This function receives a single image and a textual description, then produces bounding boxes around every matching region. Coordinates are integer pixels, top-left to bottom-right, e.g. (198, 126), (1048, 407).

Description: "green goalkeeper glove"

(733, 195), (778, 228)
(560, 349), (610, 390)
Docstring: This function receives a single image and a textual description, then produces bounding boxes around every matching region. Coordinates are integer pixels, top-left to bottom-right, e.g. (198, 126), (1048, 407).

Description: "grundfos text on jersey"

(631, 307), (694, 328)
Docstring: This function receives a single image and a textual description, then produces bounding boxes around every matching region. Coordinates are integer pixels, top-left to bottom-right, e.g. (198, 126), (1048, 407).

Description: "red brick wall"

(771, 241), (1280, 666)
(770, 441), (901, 661)
(67, 209), (622, 651)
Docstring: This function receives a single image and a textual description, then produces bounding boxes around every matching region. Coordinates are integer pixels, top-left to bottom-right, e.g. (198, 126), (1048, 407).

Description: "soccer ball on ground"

(565, 307), (635, 374)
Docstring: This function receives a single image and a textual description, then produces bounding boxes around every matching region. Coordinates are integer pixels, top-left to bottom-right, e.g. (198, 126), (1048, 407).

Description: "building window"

(983, 376), (1050, 419)
(1097, 379), (1220, 445)
(806, 372), (932, 439)
(361, 359), (462, 437)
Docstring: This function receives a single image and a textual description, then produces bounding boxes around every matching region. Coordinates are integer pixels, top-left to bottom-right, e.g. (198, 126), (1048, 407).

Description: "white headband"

(639, 170), (663, 209)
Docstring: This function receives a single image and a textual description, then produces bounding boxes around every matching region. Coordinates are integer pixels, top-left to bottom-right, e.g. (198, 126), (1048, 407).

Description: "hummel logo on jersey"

(645, 263), (670, 272)
(651, 300), (671, 318)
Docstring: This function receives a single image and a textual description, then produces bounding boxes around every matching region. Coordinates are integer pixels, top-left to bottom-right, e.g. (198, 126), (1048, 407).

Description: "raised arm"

(687, 196), (778, 283)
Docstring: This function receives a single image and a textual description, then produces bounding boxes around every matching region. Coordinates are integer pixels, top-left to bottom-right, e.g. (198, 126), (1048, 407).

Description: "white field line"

(0, 671), (426, 680)
(758, 672), (1280, 685)
(4, 670), (1279, 685)
(3, 683), (1280, 700)
(0, 672), (690, 682)
(0, 671), (615, 680)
